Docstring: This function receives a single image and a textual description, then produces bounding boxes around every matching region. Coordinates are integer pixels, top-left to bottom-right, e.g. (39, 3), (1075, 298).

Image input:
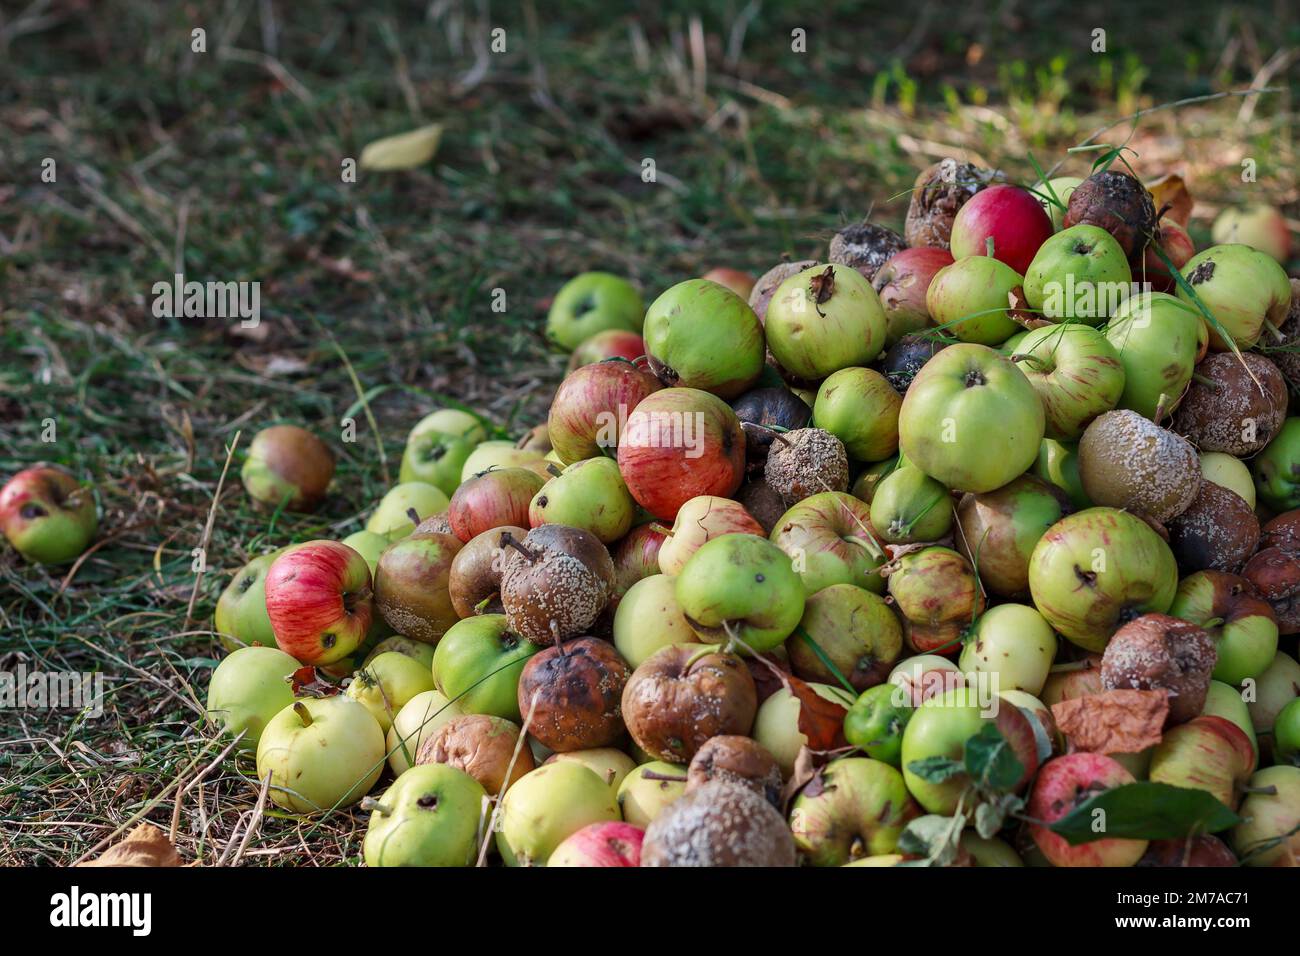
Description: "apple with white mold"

(0, 465), (98, 565)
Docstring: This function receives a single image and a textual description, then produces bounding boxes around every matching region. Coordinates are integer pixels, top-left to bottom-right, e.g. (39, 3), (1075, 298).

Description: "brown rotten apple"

(448, 525), (524, 618)
(1063, 170), (1158, 260)
(764, 427), (849, 508)
(516, 637), (630, 752)
(1100, 613), (1217, 725)
(685, 735), (783, 808)
(904, 158), (998, 250)
(1172, 352), (1288, 456)
(641, 780), (796, 867)
(1165, 482), (1259, 573)
(374, 530), (463, 643)
(499, 525), (615, 646)
(416, 713), (533, 796)
(828, 221), (908, 282)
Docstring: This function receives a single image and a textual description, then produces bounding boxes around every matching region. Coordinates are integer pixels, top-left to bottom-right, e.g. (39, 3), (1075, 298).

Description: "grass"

(1, 1), (1297, 865)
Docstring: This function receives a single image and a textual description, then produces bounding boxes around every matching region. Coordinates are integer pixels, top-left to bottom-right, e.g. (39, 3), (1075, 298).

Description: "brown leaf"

(289, 666), (338, 698)
(781, 745), (821, 811)
(77, 823), (181, 867)
(1007, 285), (1054, 330)
(1051, 689), (1168, 754)
(808, 265), (836, 310)
(1146, 173), (1193, 227)
(785, 672), (849, 752)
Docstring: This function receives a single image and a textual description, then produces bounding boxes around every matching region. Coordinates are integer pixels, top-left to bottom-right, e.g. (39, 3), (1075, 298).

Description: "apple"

(373, 531), (461, 644)
(1148, 715), (1255, 809)
(363, 763), (487, 867)
(611, 522), (667, 599)
(399, 430), (476, 497)
(1201, 680), (1258, 762)
(732, 386), (813, 465)
(495, 761), (622, 866)
(899, 687), (991, 814)
(1178, 244), (1291, 350)
(547, 359), (661, 465)
(612, 574), (696, 668)
(1275, 698), (1300, 765)
(643, 279), (765, 398)
(675, 534), (806, 652)
(843, 683), (914, 766)
(386, 689), (465, 776)
(213, 549), (287, 652)
(365, 635), (436, 671)
(548, 821), (644, 867)
(898, 343), (1046, 493)
(366, 482), (450, 540)
(529, 457), (635, 543)
(1141, 218), (1196, 293)
(616, 387), (746, 521)
(1232, 765), (1300, 866)
(888, 654), (965, 708)
(1008, 324), (1125, 440)
(924, 256), (1023, 345)
(962, 832), (1025, 867)
(1022, 224), (1132, 324)
(1212, 204), (1291, 263)
(205, 645), (299, 750)
(958, 603), (1057, 696)
(546, 272), (644, 351)
(458, 441), (545, 483)
(432, 614), (539, 722)
(869, 465), (953, 544)
(1040, 654), (1103, 707)
(657, 496), (764, 575)
(240, 425), (335, 512)
(1168, 571), (1279, 686)
(448, 525), (521, 617)
(545, 748), (637, 794)
(567, 330), (646, 371)
(617, 761), (688, 827)
(447, 467), (544, 543)
(1253, 418), (1300, 511)
(871, 247), (953, 345)
(813, 367), (902, 462)
(701, 267), (756, 300)
(410, 409), (488, 446)
(0, 465), (97, 565)
(345, 650), (437, 733)
(753, 682), (855, 776)
(1027, 753), (1147, 867)
(1104, 292), (1205, 420)
(1036, 176), (1083, 230)
(950, 183), (1054, 274)
(1139, 835), (1236, 868)
(1199, 451), (1256, 509)
(764, 264), (887, 380)
(787, 583), (901, 690)
(789, 757), (918, 866)
(1247, 651), (1300, 740)
(849, 457), (899, 506)
(1027, 508), (1179, 652)
(887, 547), (984, 656)
(1062, 170), (1157, 259)
(1033, 438), (1091, 510)
(955, 474), (1068, 597)
(264, 541), (374, 665)
(769, 491), (885, 596)
(340, 531), (388, 577)
(256, 697), (385, 813)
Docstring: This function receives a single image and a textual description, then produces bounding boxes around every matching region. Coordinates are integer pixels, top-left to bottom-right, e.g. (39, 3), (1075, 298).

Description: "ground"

(1, 1), (1296, 865)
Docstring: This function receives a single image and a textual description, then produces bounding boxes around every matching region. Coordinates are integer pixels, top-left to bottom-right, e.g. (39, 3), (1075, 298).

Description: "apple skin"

(1141, 218), (1195, 293)
(955, 475), (1068, 598)
(701, 267), (757, 299)
(924, 256), (1024, 345)
(813, 367), (902, 462)
(611, 522), (667, 600)
(675, 533), (806, 653)
(448, 468), (545, 543)
(898, 343), (1046, 494)
(643, 279), (765, 398)
(495, 761), (622, 866)
(613, 574), (696, 668)
(888, 654), (965, 708)
(1232, 765), (1300, 866)
(1027, 507), (1179, 653)
(1212, 204), (1291, 263)
(213, 549), (287, 652)
(870, 466), (953, 545)
(410, 409), (488, 446)
(949, 183), (1054, 275)
(432, 614), (539, 722)
(548, 821), (644, 867)
(764, 263), (887, 380)
(787, 583), (902, 691)
(546, 272), (644, 352)
(1040, 654), (1103, 708)
(1201, 680), (1258, 764)
(0, 465), (98, 565)
(1022, 224), (1132, 324)
(205, 645), (300, 750)
(363, 763), (487, 867)
(958, 603), (1057, 696)
(1139, 835), (1236, 868)
(871, 247), (953, 345)
(546, 749), (638, 794)
(1247, 651), (1300, 743)
(1253, 418), (1300, 512)
(1034, 438), (1091, 511)
(789, 756), (918, 866)
(616, 387), (746, 521)
(256, 697), (386, 814)
(962, 833), (1025, 867)
(1274, 698), (1300, 765)
(340, 531), (388, 577)
(899, 687), (990, 814)
(769, 491), (885, 596)
(386, 689), (465, 776)
(567, 330), (647, 372)
(529, 457), (635, 544)
(1200, 452), (1256, 508)
(843, 683), (914, 766)
(1008, 324), (1125, 440)
(373, 531), (462, 644)
(366, 482), (451, 541)
(398, 430), (476, 497)
(1178, 244), (1292, 351)
(458, 441), (545, 483)
(240, 425), (335, 513)
(617, 761), (688, 827)
(1104, 292), (1205, 421)
(753, 682), (855, 776)
(547, 359), (661, 465)
(1168, 571), (1279, 686)
(264, 541), (375, 665)
(1038, 176), (1083, 230)
(887, 547), (985, 657)
(1027, 753), (1147, 867)
(346, 650), (437, 734)
(1148, 715), (1255, 809)
(657, 496), (764, 575)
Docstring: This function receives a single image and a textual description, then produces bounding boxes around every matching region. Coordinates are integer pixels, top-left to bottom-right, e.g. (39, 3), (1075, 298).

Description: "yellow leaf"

(78, 823), (182, 867)
(359, 124), (443, 171)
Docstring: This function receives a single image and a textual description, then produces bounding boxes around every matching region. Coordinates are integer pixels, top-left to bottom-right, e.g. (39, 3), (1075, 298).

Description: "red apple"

(1028, 753), (1148, 867)
(548, 360), (661, 465)
(871, 247), (954, 345)
(567, 330), (647, 372)
(616, 387), (746, 521)
(447, 467), (545, 543)
(768, 491), (885, 595)
(1140, 219), (1195, 292)
(0, 465), (97, 565)
(701, 267), (757, 300)
(548, 821), (644, 867)
(264, 541), (374, 665)
(950, 184), (1054, 275)
(611, 523), (668, 601)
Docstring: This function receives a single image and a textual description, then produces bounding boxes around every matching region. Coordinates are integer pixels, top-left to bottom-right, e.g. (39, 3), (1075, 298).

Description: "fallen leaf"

(359, 124), (443, 171)
(1146, 173), (1193, 227)
(1051, 689), (1168, 754)
(289, 666), (338, 698)
(78, 823), (181, 867)
(785, 672), (849, 752)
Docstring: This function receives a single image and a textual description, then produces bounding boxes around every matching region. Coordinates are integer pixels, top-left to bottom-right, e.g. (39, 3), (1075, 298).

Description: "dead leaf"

(78, 823), (181, 867)
(359, 124), (443, 171)
(1051, 689), (1168, 754)
(289, 666), (338, 698)
(1146, 173), (1193, 227)
(1007, 286), (1053, 330)
(785, 672), (849, 752)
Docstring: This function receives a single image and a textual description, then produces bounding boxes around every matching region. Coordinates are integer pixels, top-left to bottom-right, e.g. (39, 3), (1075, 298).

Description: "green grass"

(1, 1), (1296, 865)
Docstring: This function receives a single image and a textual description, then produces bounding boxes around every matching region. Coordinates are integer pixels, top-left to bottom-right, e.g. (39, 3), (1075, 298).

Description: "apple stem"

(1152, 392), (1171, 423)
(649, 523), (674, 537)
(292, 701), (312, 727)
(361, 797), (392, 816)
(407, 507), (422, 527)
(498, 531), (537, 561)
(546, 463), (563, 478)
(1191, 373), (1220, 390)
(474, 593), (496, 614)
(1262, 318), (1285, 342)
(741, 421), (792, 446)
(1009, 353), (1050, 373)
(1238, 784), (1279, 796)
(641, 770), (688, 783)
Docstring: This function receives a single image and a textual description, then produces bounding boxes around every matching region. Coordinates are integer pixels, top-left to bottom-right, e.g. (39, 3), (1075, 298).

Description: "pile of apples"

(6, 159), (1300, 868)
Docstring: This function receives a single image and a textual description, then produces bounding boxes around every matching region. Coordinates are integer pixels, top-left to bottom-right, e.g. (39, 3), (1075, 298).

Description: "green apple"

(642, 278), (764, 398)
(346, 650), (437, 733)
(364, 635), (436, 672)
(1037, 176), (1082, 230)
(340, 531), (389, 576)
(1149, 715), (1255, 808)
(870, 465), (953, 545)
(924, 256), (1023, 345)
(789, 756), (917, 866)
(961, 832), (1024, 866)
(365, 482), (449, 540)
(1178, 244), (1291, 350)
(616, 760), (688, 827)
(1201, 679), (1258, 762)
(0, 465), (98, 565)
(256, 697), (386, 813)
(900, 687), (990, 814)
(363, 763), (487, 867)
(898, 343), (1045, 493)
(386, 690), (465, 776)
(813, 367), (902, 462)
(786, 583), (902, 690)
(954, 474), (1068, 598)
(675, 533), (806, 653)
(409, 409), (488, 446)
(459, 441), (545, 483)
(546, 748), (637, 794)
(205, 645), (299, 750)
(613, 574), (695, 668)
(1253, 418), (1300, 511)
(850, 456), (900, 505)
(958, 603), (1057, 696)
(843, 683), (914, 766)
(1232, 765), (1300, 866)
(768, 491), (885, 596)
(496, 762), (622, 866)
(432, 614), (539, 722)
(753, 682), (854, 776)
(1247, 651), (1300, 742)
(546, 272), (645, 352)
(1200, 452), (1255, 508)
(1275, 698), (1300, 765)
(1169, 571), (1279, 686)
(528, 457), (634, 543)
(1104, 292), (1205, 420)
(1033, 438), (1090, 510)
(399, 430), (476, 496)
(764, 263), (887, 380)
(213, 549), (286, 652)
(1008, 323), (1125, 440)
(1022, 224), (1131, 325)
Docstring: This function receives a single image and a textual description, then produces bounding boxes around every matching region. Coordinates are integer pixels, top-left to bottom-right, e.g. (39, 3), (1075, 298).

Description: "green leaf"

(1047, 782), (1242, 844)
(906, 756), (965, 784)
(964, 723), (1024, 792)
(896, 814), (964, 866)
